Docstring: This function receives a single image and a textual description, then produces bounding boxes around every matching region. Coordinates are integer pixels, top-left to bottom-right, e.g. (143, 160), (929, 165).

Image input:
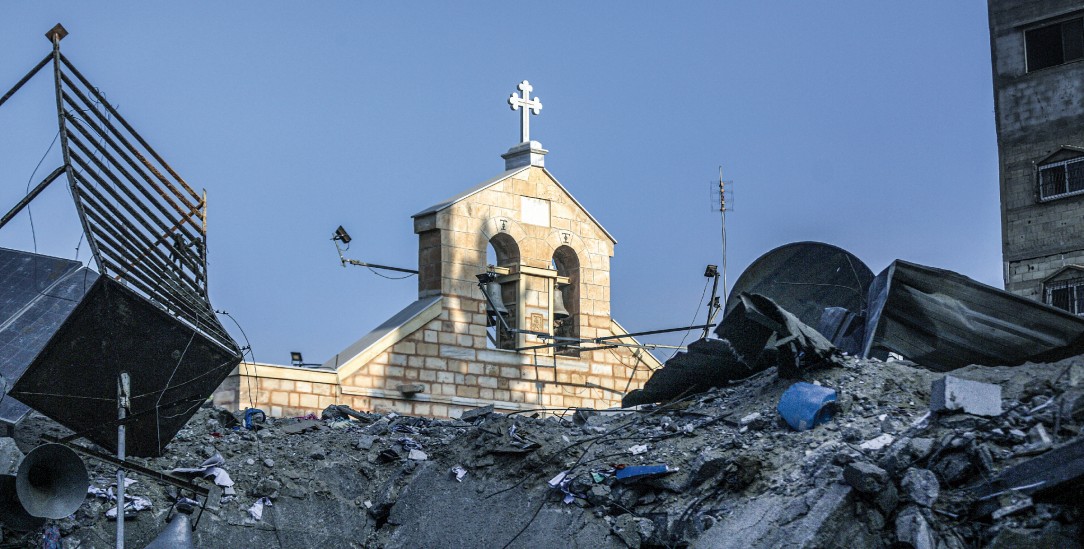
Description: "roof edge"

(411, 166), (530, 218)
(325, 295), (443, 379)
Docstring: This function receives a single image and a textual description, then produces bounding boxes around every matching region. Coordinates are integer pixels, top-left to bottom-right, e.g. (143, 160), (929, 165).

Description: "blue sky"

(0, 3), (999, 364)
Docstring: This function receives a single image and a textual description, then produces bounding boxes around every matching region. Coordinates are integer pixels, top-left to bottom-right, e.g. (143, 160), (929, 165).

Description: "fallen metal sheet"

(725, 241), (874, 330)
(8, 271), (241, 457)
(861, 260), (1084, 371)
(622, 338), (755, 407)
(0, 248), (98, 425)
(816, 306), (864, 356)
(718, 293), (841, 377)
(627, 294), (841, 406)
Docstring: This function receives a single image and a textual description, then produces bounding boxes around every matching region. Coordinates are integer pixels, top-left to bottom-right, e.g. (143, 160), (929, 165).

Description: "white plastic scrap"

(859, 434), (895, 451)
(171, 453), (236, 496)
(628, 444), (649, 456)
(105, 495), (152, 519)
(548, 471), (569, 488)
(451, 465), (467, 482)
(546, 470), (580, 504)
(248, 497), (272, 521)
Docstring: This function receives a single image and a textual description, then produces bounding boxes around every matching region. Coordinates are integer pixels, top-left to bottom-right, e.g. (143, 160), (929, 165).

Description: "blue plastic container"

(777, 382), (837, 431)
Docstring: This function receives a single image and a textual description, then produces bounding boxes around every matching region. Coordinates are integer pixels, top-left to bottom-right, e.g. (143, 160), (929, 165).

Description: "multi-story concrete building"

(989, 0), (1084, 314)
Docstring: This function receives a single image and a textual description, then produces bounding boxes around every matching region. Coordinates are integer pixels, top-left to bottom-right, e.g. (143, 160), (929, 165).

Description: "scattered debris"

(450, 466), (467, 482)
(248, 497), (272, 521)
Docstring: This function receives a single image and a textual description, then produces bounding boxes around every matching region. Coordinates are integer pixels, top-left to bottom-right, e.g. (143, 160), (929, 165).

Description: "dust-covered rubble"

(5, 354), (1084, 548)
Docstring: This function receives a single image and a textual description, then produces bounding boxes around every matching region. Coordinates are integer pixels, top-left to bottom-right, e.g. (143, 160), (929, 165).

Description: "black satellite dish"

(724, 241), (874, 329)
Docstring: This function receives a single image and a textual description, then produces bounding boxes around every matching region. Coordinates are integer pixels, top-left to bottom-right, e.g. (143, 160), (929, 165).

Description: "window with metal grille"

(1039, 156), (1084, 201)
(1026, 17), (1084, 72)
(1046, 277), (1084, 315)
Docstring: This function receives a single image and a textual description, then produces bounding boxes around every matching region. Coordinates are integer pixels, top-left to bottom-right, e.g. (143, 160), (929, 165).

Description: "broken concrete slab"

(843, 461), (890, 494)
(900, 468), (939, 507)
(930, 375), (1002, 417)
(693, 483), (878, 548)
(459, 404), (495, 423)
(385, 461), (624, 549)
(895, 505), (937, 549)
(281, 419), (322, 434)
(973, 437), (1084, 514)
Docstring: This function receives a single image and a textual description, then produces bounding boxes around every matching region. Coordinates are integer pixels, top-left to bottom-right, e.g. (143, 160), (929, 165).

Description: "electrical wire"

(365, 265), (415, 280)
(667, 276), (712, 361)
(21, 130), (61, 252)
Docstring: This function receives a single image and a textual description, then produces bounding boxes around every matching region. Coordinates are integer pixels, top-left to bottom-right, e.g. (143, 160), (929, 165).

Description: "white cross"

(508, 80), (542, 143)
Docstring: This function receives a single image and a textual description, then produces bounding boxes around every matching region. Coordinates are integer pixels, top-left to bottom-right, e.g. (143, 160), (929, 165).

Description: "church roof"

(411, 165), (617, 244)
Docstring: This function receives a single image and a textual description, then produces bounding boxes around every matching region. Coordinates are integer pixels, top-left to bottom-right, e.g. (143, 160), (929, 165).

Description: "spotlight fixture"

(290, 351), (303, 366)
(704, 265), (719, 278)
(332, 226), (352, 244)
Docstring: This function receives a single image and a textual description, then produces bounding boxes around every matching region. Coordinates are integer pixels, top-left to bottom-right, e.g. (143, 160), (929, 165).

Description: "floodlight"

(290, 352), (303, 366)
(704, 265), (719, 278)
(333, 226), (352, 244)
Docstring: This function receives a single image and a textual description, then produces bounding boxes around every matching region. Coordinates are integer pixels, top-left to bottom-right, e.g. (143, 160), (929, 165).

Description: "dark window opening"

(1026, 17), (1084, 72)
(1039, 156), (1084, 201)
(1046, 277), (1084, 316)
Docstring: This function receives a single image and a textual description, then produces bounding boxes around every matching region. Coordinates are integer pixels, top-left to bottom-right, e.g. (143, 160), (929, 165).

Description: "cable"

(21, 130), (61, 252)
(365, 265), (415, 280)
(668, 276), (712, 361)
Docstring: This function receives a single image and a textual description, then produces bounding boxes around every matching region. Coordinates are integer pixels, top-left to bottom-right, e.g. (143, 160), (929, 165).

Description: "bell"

(483, 281), (509, 323)
(553, 284), (571, 320)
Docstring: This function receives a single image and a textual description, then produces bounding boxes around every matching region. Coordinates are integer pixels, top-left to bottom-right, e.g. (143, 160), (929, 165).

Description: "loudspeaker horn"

(143, 512), (193, 549)
(0, 474), (44, 531)
(16, 443), (89, 519)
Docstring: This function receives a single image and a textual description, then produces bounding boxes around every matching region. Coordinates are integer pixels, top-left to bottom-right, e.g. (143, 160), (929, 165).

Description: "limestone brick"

(457, 385), (480, 398)
(299, 394), (319, 409)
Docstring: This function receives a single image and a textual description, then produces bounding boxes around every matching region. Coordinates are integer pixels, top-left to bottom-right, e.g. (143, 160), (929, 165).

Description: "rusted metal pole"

(0, 166), (65, 230)
(0, 53), (51, 109)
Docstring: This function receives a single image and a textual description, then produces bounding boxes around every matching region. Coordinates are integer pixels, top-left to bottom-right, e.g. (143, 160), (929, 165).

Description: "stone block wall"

(214, 363), (342, 418)
(336, 296), (655, 418)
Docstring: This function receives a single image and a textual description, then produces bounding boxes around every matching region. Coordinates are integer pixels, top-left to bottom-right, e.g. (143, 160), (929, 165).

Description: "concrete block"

(930, 375), (1002, 417)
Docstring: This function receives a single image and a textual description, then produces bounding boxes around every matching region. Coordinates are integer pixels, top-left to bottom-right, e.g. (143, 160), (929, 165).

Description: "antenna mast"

(717, 166), (732, 309)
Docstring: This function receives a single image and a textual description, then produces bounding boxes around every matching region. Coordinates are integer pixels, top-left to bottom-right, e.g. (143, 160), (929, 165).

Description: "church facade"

(214, 81), (660, 418)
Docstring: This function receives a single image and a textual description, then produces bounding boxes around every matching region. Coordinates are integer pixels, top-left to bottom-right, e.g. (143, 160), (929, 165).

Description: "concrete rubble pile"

(3, 348), (1082, 548)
